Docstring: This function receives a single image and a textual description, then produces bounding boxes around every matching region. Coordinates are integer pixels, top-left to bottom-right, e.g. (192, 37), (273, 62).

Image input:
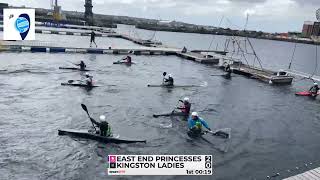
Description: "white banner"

(3, 9), (35, 40)
(107, 155), (212, 175)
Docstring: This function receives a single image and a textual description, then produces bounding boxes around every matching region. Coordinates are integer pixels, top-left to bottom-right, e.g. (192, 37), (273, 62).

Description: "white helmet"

(191, 112), (198, 117)
(168, 74), (172, 78)
(85, 72), (90, 76)
(184, 97), (190, 102)
(314, 82), (318, 85)
(99, 115), (106, 121)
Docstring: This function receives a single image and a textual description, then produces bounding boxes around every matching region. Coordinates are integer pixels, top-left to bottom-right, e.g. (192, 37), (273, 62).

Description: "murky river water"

(0, 26), (320, 180)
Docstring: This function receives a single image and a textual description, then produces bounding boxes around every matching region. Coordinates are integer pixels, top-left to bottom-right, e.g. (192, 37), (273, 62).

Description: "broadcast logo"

(108, 155), (126, 174)
(15, 14), (30, 40)
(3, 9), (35, 40)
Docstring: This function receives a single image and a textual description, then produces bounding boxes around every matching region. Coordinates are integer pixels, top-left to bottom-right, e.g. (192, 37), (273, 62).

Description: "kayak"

(58, 129), (146, 144)
(61, 82), (99, 87)
(147, 84), (200, 88)
(59, 67), (91, 71)
(153, 112), (188, 118)
(113, 61), (135, 65)
(295, 91), (320, 96)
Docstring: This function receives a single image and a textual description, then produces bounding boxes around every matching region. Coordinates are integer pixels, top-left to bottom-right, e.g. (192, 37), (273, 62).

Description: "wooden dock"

(283, 167), (320, 180)
(35, 22), (115, 33)
(229, 63), (294, 84)
(0, 24), (296, 84)
(110, 34), (162, 47)
(0, 42), (178, 55)
(191, 50), (228, 55)
(176, 52), (219, 64)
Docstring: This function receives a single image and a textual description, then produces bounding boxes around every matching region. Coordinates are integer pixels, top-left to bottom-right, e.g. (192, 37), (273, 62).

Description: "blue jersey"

(188, 117), (210, 130)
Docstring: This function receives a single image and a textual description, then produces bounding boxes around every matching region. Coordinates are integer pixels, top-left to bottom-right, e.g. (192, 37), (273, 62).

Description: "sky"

(2, 0), (320, 33)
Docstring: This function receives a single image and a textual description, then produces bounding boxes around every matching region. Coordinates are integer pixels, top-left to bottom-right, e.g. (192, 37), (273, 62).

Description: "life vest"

(182, 102), (191, 114)
(195, 120), (202, 129)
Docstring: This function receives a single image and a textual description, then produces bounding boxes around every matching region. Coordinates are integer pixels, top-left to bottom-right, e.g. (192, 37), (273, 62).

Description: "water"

(0, 27), (320, 180)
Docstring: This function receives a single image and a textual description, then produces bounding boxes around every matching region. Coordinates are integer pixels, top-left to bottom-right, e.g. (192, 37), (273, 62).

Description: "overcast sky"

(2, 0), (320, 32)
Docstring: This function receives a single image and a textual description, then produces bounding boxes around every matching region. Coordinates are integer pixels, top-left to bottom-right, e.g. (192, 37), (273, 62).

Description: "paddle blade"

(81, 104), (88, 113)
(213, 131), (229, 139)
(163, 72), (167, 76)
(68, 80), (74, 83)
(153, 114), (159, 118)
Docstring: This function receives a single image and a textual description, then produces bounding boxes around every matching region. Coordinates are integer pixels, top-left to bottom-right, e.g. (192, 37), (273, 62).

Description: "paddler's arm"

(90, 117), (101, 126)
(107, 126), (112, 137)
(174, 100), (184, 110)
(187, 117), (194, 129)
(200, 119), (212, 131)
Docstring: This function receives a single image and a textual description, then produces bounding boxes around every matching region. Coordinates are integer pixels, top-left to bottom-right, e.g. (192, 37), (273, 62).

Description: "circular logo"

(15, 17), (30, 33)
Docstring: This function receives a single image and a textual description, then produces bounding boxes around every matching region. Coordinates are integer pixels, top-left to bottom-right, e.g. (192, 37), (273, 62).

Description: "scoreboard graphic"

(108, 155), (212, 175)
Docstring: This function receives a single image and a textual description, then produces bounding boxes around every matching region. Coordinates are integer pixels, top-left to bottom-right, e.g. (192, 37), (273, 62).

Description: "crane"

(50, 0), (61, 22)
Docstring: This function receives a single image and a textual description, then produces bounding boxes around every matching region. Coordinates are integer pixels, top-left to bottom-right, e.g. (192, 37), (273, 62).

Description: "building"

(84, 0), (94, 25)
(302, 20), (320, 38)
(312, 21), (320, 36)
(0, 3), (9, 14)
(302, 21), (314, 37)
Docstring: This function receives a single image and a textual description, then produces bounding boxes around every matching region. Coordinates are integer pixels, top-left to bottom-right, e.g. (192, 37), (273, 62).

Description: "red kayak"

(295, 91), (320, 96)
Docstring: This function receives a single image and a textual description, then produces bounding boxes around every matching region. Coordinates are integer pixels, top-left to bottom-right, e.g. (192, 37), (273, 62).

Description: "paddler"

(90, 115), (112, 137)
(83, 72), (93, 86)
(174, 97), (191, 116)
(122, 56), (132, 64)
(76, 61), (86, 70)
(309, 82), (320, 96)
(90, 30), (98, 48)
(225, 64), (231, 78)
(163, 74), (174, 86)
(188, 112), (213, 136)
(182, 46), (187, 53)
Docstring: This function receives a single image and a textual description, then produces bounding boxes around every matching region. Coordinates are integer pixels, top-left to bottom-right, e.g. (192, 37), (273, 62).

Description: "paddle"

(211, 74), (225, 76)
(67, 61), (77, 66)
(153, 113), (172, 118)
(204, 130), (230, 139)
(171, 100), (183, 113)
(81, 104), (97, 131)
(153, 99), (183, 118)
(162, 72), (167, 84)
(68, 80), (81, 83)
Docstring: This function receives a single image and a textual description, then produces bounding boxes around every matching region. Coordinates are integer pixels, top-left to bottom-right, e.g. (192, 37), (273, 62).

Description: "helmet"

(100, 115), (106, 121)
(184, 97), (190, 102)
(314, 82), (318, 85)
(85, 72), (90, 77)
(168, 74), (172, 78)
(191, 112), (198, 117)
